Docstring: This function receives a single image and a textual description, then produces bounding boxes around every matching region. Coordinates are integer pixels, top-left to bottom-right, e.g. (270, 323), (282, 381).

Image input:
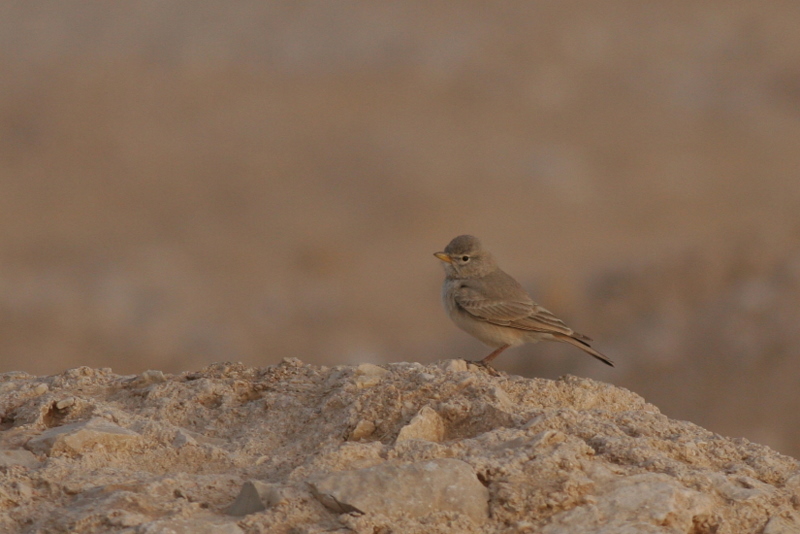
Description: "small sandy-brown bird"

(434, 235), (613, 369)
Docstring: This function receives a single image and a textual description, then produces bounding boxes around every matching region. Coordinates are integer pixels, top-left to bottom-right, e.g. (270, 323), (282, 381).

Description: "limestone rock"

(349, 419), (376, 441)
(541, 473), (714, 534)
(137, 516), (244, 534)
(395, 406), (445, 443)
(25, 417), (140, 455)
(309, 458), (489, 524)
(437, 359), (468, 373)
(763, 514), (800, 534)
(0, 361), (798, 533)
(55, 397), (76, 410)
(354, 363), (389, 388)
(139, 369), (167, 384)
(225, 480), (285, 516)
(0, 449), (39, 468)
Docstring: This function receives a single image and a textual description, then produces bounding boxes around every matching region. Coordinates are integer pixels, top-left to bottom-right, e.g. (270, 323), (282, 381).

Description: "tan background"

(1, 2), (799, 457)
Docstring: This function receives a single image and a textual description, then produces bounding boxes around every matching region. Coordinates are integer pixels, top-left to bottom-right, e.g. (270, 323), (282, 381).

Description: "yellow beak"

(434, 252), (453, 263)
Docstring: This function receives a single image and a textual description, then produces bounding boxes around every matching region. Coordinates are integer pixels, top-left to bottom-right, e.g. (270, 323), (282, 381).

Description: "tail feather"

(552, 333), (614, 367)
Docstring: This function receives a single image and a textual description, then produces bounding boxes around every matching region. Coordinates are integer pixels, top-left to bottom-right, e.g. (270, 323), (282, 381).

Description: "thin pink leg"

(481, 344), (510, 365)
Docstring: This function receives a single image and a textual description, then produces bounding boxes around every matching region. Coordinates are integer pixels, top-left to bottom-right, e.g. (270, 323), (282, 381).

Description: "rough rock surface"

(0, 360), (798, 533)
(309, 458), (489, 523)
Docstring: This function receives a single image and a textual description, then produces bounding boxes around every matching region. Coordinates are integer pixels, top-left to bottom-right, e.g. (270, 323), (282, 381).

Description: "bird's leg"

(465, 345), (509, 376)
(481, 344), (510, 365)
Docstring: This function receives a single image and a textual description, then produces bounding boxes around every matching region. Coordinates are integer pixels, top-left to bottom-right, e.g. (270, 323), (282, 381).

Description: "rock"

(541, 473), (714, 534)
(55, 397), (76, 410)
(172, 429), (197, 448)
(309, 458), (489, 524)
(349, 419), (376, 441)
(0, 361), (798, 533)
(0, 479), (33, 506)
(225, 480), (284, 516)
(105, 510), (150, 528)
(355, 363), (387, 376)
(763, 514), (800, 534)
(25, 417), (140, 455)
(354, 363), (389, 388)
(437, 359), (468, 372)
(137, 516), (244, 534)
(489, 385), (514, 412)
(0, 449), (39, 468)
(140, 370), (167, 384)
(395, 406), (445, 443)
(708, 472), (774, 502)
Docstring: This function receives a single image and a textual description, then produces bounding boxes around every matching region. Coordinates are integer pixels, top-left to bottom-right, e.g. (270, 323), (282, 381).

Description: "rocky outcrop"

(0, 360), (798, 533)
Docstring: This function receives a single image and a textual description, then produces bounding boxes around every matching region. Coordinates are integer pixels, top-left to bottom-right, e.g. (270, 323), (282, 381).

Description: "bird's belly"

(449, 308), (528, 348)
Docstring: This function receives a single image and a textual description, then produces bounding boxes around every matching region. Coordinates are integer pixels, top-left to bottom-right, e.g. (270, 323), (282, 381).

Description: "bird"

(434, 235), (614, 370)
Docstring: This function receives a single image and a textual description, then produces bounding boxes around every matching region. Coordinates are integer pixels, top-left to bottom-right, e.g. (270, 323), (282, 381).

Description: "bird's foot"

(465, 359), (500, 376)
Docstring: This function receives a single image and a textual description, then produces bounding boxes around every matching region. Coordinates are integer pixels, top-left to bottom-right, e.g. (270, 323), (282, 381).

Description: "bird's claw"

(465, 359), (500, 376)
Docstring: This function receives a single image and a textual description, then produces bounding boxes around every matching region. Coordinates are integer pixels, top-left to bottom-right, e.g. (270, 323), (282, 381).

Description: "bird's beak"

(434, 252), (453, 263)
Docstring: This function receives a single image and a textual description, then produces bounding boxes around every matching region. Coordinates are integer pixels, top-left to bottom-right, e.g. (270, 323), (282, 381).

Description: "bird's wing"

(509, 303), (592, 341)
(454, 284), (591, 341)
(454, 286), (533, 324)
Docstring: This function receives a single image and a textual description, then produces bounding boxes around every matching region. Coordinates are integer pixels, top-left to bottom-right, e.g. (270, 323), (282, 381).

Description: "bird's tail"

(552, 333), (615, 367)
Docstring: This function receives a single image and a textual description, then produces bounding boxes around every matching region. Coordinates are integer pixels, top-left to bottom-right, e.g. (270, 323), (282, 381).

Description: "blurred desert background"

(1, 2), (799, 458)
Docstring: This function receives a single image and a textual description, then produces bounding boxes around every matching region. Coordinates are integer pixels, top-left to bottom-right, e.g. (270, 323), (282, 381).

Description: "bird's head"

(434, 235), (497, 279)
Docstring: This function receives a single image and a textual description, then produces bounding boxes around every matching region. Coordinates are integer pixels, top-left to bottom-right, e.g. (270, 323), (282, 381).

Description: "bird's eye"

(461, 255), (470, 262)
